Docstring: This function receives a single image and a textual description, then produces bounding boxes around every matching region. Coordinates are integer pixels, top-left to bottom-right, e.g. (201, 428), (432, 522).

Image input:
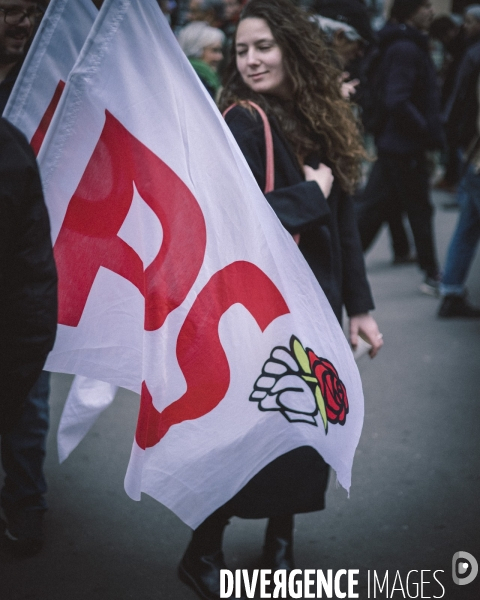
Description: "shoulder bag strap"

(222, 101), (275, 193)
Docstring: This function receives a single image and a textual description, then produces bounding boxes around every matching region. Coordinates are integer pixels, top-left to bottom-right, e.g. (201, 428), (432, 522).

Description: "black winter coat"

(0, 62), (22, 115)
(375, 22), (445, 155)
(443, 39), (480, 150)
(225, 105), (374, 323)
(0, 118), (58, 433)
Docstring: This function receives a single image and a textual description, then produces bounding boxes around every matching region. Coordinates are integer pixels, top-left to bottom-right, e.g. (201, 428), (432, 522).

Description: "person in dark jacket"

(0, 117), (57, 556)
(356, 0), (445, 295)
(436, 8), (480, 317)
(443, 5), (480, 156)
(1, 1), (55, 558)
(430, 14), (466, 190)
(0, 0), (43, 111)
(177, 2), (382, 598)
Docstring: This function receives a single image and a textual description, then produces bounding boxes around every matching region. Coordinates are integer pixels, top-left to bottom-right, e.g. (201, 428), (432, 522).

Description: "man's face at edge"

(407, 0), (434, 32)
(0, 0), (37, 68)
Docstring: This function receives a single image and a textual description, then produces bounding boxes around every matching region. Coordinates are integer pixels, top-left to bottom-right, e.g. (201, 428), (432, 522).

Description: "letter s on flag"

(136, 261), (290, 449)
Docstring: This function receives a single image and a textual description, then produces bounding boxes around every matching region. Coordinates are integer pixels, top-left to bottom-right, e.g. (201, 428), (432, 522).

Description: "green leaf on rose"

(292, 337), (311, 374)
(315, 385), (328, 432)
(301, 375), (318, 383)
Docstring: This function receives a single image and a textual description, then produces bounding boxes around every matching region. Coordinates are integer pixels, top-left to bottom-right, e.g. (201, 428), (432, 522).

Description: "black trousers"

(357, 152), (439, 277)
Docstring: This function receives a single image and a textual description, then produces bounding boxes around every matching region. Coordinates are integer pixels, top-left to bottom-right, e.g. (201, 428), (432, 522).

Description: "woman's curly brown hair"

(218, 0), (365, 194)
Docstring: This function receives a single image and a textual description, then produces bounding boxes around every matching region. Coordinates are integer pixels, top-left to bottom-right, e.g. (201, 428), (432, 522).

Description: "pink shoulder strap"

(223, 101), (275, 194)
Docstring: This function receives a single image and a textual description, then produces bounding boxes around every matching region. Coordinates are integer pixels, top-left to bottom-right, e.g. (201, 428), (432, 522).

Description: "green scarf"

(189, 58), (221, 97)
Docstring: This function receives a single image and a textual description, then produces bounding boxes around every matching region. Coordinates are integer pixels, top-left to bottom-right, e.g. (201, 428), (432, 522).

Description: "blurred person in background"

(437, 82), (480, 319)
(464, 3), (480, 39)
(437, 5), (480, 316)
(312, 0), (415, 265)
(220, 0), (242, 45)
(217, 0), (243, 78)
(442, 6), (480, 209)
(186, 0), (225, 27)
(222, 0), (241, 24)
(0, 0), (44, 109)
(178, 20), (225, 98)
(356, 0), (445, 295)
(310, 0), (374, 71)
(444, 5), (480, 156)
(430, 14), (466, 192)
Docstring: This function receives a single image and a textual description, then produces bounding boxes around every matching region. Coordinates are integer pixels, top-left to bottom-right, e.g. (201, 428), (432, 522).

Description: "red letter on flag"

(54, 111), (206, 330)
(135, 261), (290, 449)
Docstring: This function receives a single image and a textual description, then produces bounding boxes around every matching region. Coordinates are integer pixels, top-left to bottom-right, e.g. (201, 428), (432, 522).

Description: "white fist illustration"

(250, 348), (318, 425)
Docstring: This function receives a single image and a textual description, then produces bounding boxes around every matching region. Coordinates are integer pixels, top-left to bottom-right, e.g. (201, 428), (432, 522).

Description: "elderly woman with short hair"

(178, 21), (225, 98)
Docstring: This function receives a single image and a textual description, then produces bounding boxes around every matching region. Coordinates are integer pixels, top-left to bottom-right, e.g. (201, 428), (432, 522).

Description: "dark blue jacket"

(375, 22), (445, 155)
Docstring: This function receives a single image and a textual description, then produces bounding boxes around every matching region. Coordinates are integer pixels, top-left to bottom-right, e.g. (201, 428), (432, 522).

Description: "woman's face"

(201, 43), (223, 71)
(235, 17), (290, 99)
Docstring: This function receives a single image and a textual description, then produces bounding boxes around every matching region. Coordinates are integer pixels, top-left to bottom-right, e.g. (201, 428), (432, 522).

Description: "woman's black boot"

(262, 514), (294, 572)
(178, 511), (230, 600)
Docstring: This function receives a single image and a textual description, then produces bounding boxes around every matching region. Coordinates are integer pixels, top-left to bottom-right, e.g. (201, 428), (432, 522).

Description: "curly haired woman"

(178, 2), (382, 598)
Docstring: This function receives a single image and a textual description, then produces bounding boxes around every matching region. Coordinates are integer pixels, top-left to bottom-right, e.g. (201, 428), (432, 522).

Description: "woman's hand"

(339, 72), (360, 100)
(349, 313), (383, 358)
(341, 78), (360, 100)
(303, 163), (334, 198)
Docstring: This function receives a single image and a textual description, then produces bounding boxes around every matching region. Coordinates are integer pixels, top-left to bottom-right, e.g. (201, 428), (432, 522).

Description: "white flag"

(3, 0), (97, 154)
(57, 376), (117, 463)
(40, 0), (364, 528)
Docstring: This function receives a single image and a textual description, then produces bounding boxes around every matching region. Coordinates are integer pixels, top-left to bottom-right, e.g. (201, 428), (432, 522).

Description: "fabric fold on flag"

(58, 376), (118, 463)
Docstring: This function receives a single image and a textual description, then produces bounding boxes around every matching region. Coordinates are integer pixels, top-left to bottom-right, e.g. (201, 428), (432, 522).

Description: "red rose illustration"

(307, 350), (349, 425)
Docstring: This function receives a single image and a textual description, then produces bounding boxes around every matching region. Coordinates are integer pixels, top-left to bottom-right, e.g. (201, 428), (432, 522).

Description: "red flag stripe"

(30, 80), (66, 156)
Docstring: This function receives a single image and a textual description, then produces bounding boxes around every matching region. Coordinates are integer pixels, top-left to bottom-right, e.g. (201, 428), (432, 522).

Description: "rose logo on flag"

(250, 336), (349, 432)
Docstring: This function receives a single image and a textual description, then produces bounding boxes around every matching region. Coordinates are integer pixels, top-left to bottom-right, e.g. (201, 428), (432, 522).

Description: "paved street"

(1, 189), (479, 600)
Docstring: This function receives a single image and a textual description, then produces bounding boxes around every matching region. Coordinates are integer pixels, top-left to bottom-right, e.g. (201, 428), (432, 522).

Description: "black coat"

(0, 62), (22, 115)
(375, 22), (445, 155)
(225, 105), (374, 323)
(0, 118), (58, 433)
(443, 39), (480, 150)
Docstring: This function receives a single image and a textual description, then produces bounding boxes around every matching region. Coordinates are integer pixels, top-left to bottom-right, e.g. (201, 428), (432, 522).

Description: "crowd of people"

(0, 2), (479, 600)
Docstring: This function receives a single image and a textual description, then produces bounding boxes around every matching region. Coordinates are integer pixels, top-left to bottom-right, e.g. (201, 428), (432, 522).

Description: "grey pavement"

(1, 189), (479, 600)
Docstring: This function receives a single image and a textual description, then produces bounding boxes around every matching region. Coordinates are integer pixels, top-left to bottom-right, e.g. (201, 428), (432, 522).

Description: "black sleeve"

(338, 193), (375, 317)
(225, 106), (331, 233)
(0, 119), (58, 433)
(443, 48), (476, 123)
